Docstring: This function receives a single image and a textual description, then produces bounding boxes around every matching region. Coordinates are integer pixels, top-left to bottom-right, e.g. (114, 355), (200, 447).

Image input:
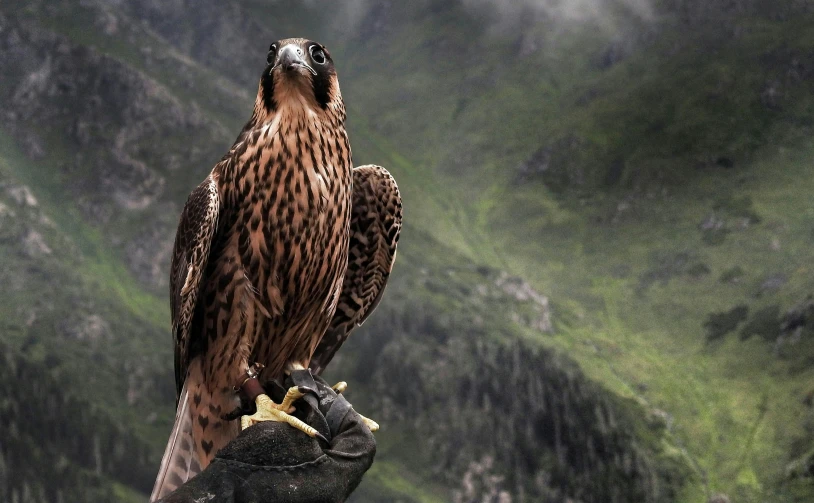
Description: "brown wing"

(310, 165), (402, 375)
(170, 175), (220, 398)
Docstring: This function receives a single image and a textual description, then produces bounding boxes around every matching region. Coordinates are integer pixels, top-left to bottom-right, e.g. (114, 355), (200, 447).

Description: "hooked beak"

(272, 44), (317, 76)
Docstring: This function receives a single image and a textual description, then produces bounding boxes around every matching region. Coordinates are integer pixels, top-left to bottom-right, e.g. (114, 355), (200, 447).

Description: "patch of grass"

(357, 460), (448, 503)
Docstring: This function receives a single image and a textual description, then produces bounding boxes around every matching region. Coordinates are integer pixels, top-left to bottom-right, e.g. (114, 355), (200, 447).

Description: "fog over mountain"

(466, 0), (654, 22)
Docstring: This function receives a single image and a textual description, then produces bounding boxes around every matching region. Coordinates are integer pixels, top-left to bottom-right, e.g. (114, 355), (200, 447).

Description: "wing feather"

(310, 165), (402, 374)
(170, 175), (220, 397)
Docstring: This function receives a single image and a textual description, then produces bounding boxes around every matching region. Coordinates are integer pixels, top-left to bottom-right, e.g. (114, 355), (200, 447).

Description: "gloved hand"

(159, 371), (376, 503)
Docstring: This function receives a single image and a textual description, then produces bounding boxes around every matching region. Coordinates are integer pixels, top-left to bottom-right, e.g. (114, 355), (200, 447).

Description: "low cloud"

(464, 0), (654, 22)
(305, 0), (656, 37)
(461, 0), (656, 33)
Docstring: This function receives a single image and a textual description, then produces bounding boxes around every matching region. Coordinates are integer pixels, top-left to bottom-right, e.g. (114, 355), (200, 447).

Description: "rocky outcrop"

(514, 136), (589, 190)
(109, 0), (270, 88)
(0, 12), (229, 289)
(492, 272), (553, 333)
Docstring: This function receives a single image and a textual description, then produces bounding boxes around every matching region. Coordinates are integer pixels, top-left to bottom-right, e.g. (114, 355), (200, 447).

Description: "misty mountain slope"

(243, 3), (814, 498)
(2, 0), (814, 501)
(0, 1), (692, 502)
(0, 128), (176, 424)
(0, 141), (162, 502)
(319, 3), (814, 500)
(469, 13), (814, 503)
(242, 1), (814, 500)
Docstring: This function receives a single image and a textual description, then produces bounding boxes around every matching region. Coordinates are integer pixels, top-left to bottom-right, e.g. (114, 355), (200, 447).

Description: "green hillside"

(1, 0), (813, 501)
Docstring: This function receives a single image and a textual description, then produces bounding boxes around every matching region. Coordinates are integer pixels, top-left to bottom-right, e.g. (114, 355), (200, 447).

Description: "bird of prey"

(150, 38), (402, 501)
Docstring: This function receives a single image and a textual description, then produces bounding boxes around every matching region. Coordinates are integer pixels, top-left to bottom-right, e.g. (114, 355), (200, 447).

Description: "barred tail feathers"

(149, 381), (201, 501)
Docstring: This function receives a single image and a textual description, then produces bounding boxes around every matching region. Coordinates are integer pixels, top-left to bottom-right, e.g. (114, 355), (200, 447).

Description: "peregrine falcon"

(150, 38), (402, 500)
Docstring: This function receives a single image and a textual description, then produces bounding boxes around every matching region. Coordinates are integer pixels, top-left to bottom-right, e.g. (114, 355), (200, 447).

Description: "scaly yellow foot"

(240, 391), (325, 441)
(330, 381), (380, 432)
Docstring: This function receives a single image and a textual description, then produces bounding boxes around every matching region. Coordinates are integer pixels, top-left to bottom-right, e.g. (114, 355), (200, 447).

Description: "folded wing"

(169, 175), (221, 397)
(310, 165), (402, 374)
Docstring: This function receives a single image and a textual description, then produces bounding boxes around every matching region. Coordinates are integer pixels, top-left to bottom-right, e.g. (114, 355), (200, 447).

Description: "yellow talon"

(241, 382), (381, 435)
(278, 386), (305, 413)
(240, 392), (321, 440)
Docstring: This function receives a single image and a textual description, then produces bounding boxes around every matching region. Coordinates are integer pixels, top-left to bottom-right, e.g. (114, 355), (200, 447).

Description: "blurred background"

(1, 0), (814, 501)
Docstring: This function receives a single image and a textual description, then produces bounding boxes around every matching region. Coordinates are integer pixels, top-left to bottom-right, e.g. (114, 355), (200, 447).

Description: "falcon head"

(259, 38), (341, 113)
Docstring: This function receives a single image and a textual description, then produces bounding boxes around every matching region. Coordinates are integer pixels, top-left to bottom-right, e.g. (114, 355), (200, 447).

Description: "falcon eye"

(309, 45), (327, 65)
(267, 44), (278, 64)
